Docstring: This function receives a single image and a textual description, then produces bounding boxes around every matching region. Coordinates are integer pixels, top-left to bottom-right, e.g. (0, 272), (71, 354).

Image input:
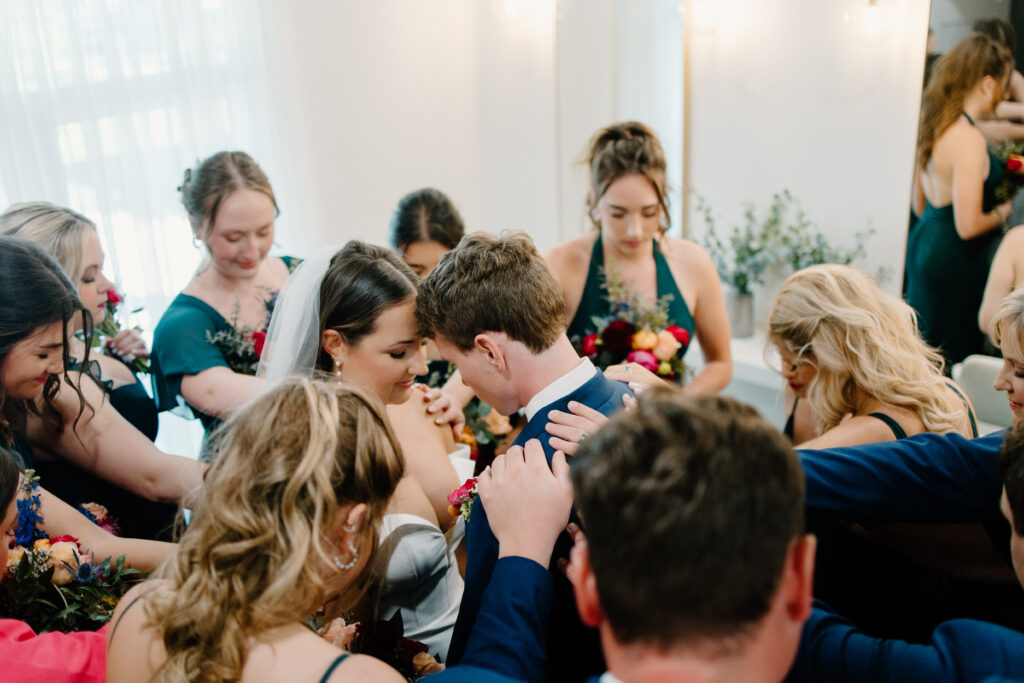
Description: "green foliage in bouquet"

(0, 550), (143, 633)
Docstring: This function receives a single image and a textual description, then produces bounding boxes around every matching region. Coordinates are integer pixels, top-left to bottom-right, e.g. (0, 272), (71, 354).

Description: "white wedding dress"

(374, 445), (473, 661)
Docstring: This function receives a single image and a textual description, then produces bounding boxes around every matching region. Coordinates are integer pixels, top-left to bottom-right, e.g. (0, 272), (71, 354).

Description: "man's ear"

(783, 534), (816, 623)
(568, 539), (603, 628)
(474, 333), (507, 373)
(322, 330), (349, 365)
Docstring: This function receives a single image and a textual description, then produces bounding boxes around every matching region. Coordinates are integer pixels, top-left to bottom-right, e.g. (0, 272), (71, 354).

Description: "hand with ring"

(604, 362), (662, 394)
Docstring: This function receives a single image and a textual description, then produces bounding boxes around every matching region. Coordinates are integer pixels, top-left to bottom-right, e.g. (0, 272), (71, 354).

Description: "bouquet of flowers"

(94, 289), (149, 374)
(314, 612), (443, 681)
(205, 297), (273, 375)
(574, 267), (690, 382)
(2, 471), (142, 632)
(990, 140), (1024, 203)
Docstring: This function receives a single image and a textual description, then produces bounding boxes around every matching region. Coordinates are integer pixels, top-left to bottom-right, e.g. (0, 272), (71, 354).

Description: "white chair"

(951, 354), (1011, 435)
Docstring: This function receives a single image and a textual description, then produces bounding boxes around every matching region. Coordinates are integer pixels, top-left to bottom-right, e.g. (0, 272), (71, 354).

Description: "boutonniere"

(447, 477), (478, 522)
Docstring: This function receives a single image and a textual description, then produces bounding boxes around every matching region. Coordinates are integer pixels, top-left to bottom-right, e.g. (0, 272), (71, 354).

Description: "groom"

(417, 231), (631, 682)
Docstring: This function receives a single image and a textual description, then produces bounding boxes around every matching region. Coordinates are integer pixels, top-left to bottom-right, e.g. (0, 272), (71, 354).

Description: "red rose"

(626, 349), (659, 373)
(580, 333), (599, 357)
(106, 289), (122, 305)
(251, 330), (267, 357)
(665, 325), (690, 346)
(48, 535), (80, 549)
(1009, 155), (1024, 173)
(601, 319), (636, 357)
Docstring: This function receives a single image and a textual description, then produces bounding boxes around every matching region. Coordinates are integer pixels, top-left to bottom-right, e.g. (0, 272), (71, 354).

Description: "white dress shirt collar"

(523, 357), (597, 422)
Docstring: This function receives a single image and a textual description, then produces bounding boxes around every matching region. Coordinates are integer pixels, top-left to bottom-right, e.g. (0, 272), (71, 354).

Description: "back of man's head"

(571, 389), (808, 654)
(415, 231), (566, 353)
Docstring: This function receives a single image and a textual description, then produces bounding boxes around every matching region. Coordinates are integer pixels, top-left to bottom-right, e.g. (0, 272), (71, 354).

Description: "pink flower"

(447, 478), (478, 507)
(106, 290), (122, 305)
(626, 349), (659, 373)
(652, 329), (682, 361)
(580, 334), (599, 358)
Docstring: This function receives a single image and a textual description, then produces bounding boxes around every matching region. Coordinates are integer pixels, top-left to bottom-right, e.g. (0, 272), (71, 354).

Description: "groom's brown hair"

(416, 231), (566, 353)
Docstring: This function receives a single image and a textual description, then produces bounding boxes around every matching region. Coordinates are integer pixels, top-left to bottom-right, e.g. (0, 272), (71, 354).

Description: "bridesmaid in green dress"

(906, 33), (1014, 368)
(152, 152), (298, 440)
(545, 122), (732, 394)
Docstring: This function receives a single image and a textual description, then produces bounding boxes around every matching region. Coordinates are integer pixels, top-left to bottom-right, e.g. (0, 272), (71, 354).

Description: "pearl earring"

(334, 359), (343, 381)
(333, 540), (359, 571)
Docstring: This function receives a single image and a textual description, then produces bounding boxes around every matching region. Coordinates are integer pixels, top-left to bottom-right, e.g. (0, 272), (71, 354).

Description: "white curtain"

(0, 0), (285, 456)
(0, 0), (284, 327)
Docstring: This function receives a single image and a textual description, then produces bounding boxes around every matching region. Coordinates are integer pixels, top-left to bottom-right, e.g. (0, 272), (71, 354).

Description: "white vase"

(728, 291), (754, 338)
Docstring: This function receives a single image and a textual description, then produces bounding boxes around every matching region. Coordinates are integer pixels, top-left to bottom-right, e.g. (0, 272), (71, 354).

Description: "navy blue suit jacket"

(786, 601), (1024, 682)
(448, 369), (632, 683)
(799, 430), (1007, 523)
(436, 557), (551, 683)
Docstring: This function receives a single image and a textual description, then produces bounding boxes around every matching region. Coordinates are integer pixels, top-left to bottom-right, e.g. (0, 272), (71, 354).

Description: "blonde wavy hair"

(0, 202), (96, 283)
(989, 288), (1024, 361)
(768, 264), (968, 437)
(143, 377), (404, 682)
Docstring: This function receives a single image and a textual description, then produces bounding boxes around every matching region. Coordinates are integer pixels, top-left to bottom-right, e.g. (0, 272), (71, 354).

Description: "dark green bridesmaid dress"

(905, 113), (1004, 367)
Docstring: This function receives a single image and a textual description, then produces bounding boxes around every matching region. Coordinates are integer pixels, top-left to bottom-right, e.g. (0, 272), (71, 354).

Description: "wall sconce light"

(842, 0), (895, 44)
(681, 0), (721, 36)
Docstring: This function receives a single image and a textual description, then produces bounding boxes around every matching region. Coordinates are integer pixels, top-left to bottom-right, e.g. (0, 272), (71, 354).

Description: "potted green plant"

(698, 195), (784, 337)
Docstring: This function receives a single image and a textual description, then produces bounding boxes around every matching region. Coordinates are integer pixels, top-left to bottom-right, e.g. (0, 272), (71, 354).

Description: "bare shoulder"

(662, 236), (714, 266)
(106, 580), (168, 681)
(1002, 224), (1024, 249)
(544, 234), (595, 278)
(943, 118), (987, 150)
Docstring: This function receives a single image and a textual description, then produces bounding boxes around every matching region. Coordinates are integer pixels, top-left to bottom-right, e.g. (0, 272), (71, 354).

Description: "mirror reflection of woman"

(545, 122), (732, 394)
(906, 33), (1014, 367)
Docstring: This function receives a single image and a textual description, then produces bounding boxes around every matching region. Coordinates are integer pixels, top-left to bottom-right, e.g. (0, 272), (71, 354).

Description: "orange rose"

(6, 546), (25, 571)
(632, 329), (659, 350)
(652, 329), (682, 361)
(482, 409), (512, 436)
(33, 539), (51, 552)
(49, 541), (80, 585)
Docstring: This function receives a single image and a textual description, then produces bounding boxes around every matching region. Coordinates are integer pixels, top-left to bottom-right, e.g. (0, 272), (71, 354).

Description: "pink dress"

(0, 619), (108, 682)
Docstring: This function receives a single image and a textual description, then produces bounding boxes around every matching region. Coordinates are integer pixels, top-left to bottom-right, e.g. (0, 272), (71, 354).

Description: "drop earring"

(334, 359), (343, 381)
(333, 540), (359, 571)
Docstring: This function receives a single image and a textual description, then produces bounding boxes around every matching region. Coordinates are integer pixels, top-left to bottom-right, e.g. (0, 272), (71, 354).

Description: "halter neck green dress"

(567, 235), (695, 354)
(905, 113), (1004, 367)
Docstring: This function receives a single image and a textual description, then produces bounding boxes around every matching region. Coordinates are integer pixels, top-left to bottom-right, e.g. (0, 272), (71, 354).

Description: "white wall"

(259, 0), (683, 256)
(259, 1), (565, 255)
(685, 0), (931, 323)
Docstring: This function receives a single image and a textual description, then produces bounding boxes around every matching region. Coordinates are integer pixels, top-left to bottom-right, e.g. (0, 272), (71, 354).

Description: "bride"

(258, 241), (467, 660)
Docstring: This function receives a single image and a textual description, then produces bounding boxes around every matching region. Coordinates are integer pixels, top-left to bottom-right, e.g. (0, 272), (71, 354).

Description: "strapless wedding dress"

(374, 445), (473, 661)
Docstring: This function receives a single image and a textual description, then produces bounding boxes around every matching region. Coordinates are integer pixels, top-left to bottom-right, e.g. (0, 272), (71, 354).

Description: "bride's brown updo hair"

(316, 241), (420, 372)
(583, 121), (670, 233)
